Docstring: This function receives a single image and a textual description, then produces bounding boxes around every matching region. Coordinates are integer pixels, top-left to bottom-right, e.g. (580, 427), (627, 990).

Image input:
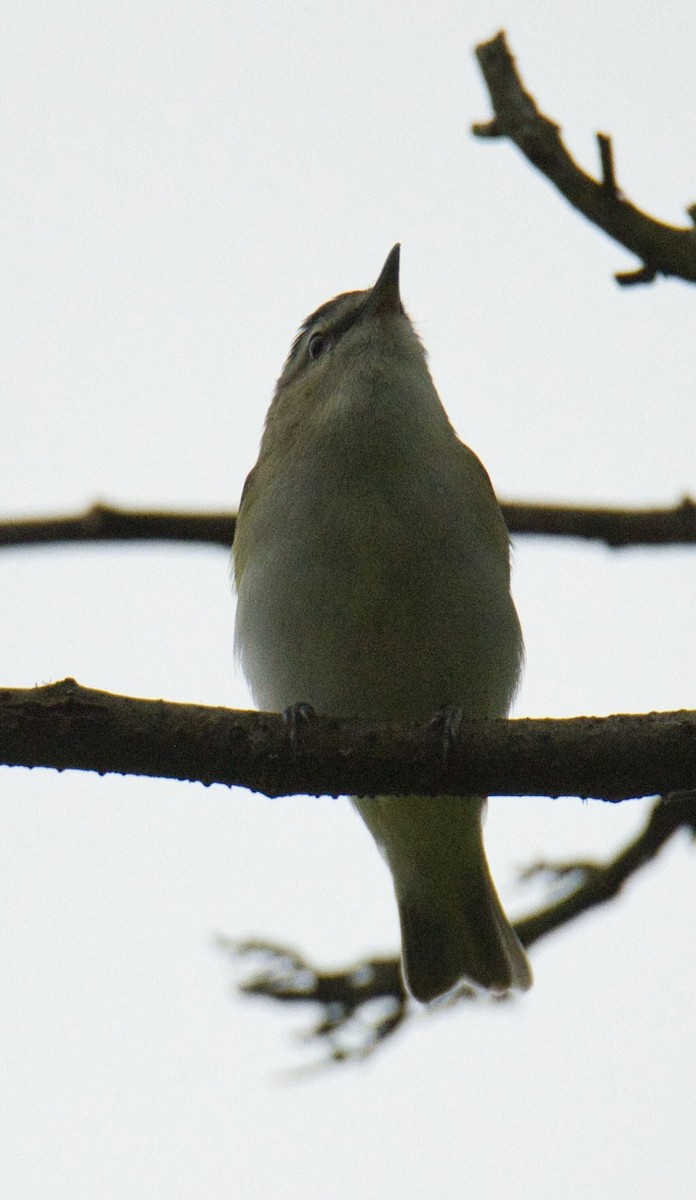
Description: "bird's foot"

(427, 703), (463, 767)
(282, 701), (317, 755)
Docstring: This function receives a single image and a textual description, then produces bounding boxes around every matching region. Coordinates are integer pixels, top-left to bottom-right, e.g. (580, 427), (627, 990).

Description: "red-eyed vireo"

(233, 246), (532, 1002)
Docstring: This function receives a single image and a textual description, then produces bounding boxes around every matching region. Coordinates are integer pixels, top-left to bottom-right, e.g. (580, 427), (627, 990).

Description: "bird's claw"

(428, 704), (463, 767)
(282, 701), (317, 754)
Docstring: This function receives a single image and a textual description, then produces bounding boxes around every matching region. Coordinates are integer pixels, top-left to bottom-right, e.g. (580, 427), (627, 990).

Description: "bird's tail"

(353, 793), (532, 1004)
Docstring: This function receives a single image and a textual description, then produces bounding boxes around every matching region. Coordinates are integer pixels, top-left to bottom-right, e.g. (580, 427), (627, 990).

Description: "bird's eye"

(308, 331), (330, 360)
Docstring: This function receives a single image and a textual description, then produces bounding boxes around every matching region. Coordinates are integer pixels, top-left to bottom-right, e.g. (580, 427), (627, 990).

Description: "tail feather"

(353, 793), (532, 1004)
(398, 861), (532, 1002)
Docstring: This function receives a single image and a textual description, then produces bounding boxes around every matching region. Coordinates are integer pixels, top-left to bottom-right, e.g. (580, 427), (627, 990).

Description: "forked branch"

(473, 31), (696, 285)
(224, 790), (696, 1066)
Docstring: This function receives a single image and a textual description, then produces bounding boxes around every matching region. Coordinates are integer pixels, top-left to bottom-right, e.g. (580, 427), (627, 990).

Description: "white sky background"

(1, 1), (695, 1196)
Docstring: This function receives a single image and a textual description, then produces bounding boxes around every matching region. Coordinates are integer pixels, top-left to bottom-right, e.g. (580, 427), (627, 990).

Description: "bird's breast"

(235, 454), (521, 723)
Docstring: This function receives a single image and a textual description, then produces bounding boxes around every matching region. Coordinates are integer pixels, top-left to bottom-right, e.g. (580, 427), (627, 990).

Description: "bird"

(233, 245), (532, 1002)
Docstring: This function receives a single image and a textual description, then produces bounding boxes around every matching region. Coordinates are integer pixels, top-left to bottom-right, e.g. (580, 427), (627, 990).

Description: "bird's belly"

(235, 500), (519, 722)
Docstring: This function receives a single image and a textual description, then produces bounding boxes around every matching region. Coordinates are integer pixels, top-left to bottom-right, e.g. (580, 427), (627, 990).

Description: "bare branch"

(514, 788), (696, 943)
(226, 791), (695, 1063)
(218, 938), (408, 1066)
(1, 678), (695, 801)
(0, 503), (236, 549)
(1, 498), (694, 552)
(502, 496), (696, 546)
(473, 30), (696, 285)
(597, 133), (619, 200)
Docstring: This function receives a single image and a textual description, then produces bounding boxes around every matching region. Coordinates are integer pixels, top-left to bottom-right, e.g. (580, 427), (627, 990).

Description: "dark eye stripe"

(280, 290), (369, 386)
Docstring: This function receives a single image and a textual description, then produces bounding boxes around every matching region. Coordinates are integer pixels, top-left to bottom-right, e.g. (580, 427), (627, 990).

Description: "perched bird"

(233, 246), (532, 1002)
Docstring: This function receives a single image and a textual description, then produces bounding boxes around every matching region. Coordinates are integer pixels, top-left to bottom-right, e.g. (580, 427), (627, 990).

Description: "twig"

(473, 31), (696, 285)
(514, 789), (696, 944)
(226, 791), (695, 1063)
(218, 939), (408, 1066)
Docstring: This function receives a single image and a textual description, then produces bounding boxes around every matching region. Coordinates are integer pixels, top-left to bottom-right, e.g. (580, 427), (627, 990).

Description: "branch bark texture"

(1, 679), (695, 802)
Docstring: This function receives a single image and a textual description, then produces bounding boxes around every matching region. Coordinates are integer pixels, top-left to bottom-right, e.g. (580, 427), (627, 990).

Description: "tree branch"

(513, 788), (696, 943)
(473, 30), (696, 285)
(1, 498), (695, 552)
(501, 496), (696, 547)
(1, 678), (695, 801)
(0, 504), (237, 550)
(224, 790), (696, 1065)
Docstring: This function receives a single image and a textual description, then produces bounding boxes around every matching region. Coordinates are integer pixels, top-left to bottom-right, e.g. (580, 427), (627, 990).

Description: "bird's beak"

(363, 244), (402, 317)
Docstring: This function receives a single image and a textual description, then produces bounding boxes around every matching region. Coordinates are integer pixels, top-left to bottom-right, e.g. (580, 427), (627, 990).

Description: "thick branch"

(1, 498), (694, 551)
(1, 679), (695, 801)
(473, 31), (696, 285)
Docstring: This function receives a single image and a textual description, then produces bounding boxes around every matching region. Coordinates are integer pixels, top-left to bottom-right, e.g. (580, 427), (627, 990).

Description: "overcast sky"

(1, 2), (694, 1198)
